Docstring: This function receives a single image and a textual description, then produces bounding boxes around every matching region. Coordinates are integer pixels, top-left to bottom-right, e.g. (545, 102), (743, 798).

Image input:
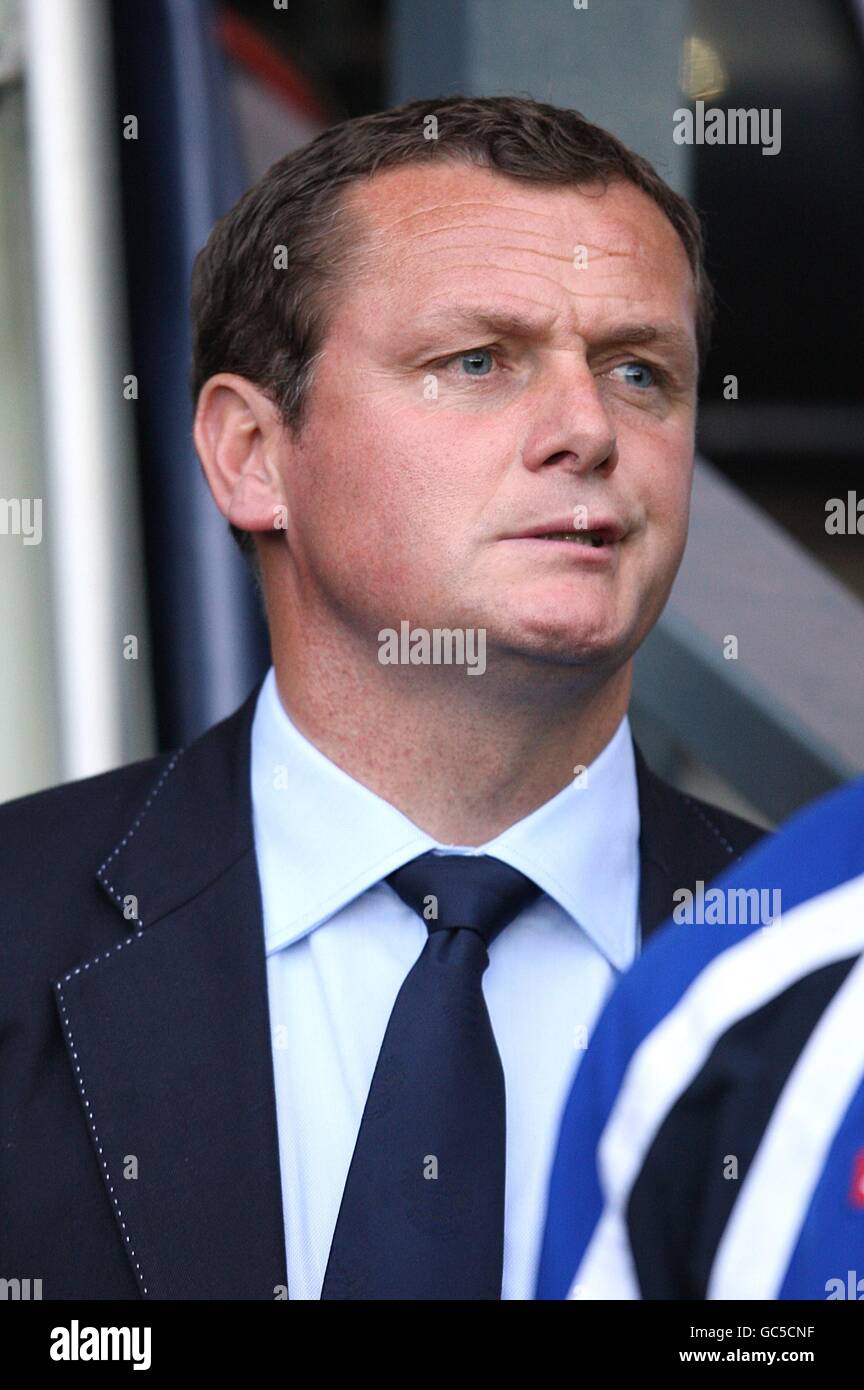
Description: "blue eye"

(458, 348), (495, 376)
(613, 361), (657, 389)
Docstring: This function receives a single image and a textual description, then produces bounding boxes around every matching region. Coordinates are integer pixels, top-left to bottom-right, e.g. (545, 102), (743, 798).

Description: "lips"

(504, 517), (627, 547)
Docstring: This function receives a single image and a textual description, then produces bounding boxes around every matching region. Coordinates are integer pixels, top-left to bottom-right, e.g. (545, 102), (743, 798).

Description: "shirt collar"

(251, 667), (639, 971)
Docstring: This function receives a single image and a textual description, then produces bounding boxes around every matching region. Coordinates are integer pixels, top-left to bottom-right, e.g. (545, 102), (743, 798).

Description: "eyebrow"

(410, 306), (551, 343)
(408, 306), (695, 359)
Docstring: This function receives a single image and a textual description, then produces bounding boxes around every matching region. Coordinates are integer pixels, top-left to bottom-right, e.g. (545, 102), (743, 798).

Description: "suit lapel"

(54, 680), (288, 1299)
(634, 741), (739, 944)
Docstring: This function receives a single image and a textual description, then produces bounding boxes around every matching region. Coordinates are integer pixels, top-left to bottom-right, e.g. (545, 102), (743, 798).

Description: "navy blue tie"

(320, 851), (541, 1300)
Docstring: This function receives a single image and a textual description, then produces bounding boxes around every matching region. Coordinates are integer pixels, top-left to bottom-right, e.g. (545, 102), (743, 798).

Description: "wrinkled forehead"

(339, 160), (696, 330)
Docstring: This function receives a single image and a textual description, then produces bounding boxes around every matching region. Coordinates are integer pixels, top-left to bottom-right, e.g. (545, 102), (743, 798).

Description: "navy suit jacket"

(0, 681), (766, 1298)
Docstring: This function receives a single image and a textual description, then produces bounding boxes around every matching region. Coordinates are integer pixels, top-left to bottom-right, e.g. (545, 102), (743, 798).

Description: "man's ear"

(193, 373), (289, 534)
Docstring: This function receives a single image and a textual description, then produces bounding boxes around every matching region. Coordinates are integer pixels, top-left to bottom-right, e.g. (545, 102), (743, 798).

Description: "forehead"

(339, 160), (697, 340)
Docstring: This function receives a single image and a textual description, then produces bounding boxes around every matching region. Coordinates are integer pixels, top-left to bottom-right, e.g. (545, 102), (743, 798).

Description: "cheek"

(289, 408), (461, 599)
(619, 429), (692, 584)
(637, 424), (693, 515)
(665, 457), (695, 541)
(347, 407), (501, 534)
(291, 407), (406, 537)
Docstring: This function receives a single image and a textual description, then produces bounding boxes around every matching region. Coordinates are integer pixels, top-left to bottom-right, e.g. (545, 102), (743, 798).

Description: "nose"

(519, 361), (618, 479)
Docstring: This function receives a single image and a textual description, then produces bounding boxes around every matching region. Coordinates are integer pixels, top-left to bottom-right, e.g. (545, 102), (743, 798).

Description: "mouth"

(502, 518), (627, 550)
(536, 529), (610, 548)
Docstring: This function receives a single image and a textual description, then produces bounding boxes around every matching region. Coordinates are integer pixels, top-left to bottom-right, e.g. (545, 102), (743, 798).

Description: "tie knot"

(386, 851), (541, 947)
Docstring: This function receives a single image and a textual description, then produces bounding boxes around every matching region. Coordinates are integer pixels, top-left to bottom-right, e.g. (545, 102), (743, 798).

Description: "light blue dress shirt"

(250, 666), (640, 1299)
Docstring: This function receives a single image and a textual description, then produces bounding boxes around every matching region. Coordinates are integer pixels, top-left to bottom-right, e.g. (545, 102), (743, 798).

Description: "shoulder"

(0, 751), (183, 1022)
(0, 678), (264, 881)
(0, 750), (177, 906)
(0, 681), (262, 968)
(670, 784), (768, 858)
(0, 749), (176, 847)
(633, 742), (769, 861)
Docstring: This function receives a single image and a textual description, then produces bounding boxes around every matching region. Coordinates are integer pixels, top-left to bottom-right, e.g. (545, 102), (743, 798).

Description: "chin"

(486, 613), (633, 669)
(485, 575), (649, 658)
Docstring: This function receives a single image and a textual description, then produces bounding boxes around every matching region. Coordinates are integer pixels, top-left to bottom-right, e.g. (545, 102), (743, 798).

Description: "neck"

(267, 604), (632, 847)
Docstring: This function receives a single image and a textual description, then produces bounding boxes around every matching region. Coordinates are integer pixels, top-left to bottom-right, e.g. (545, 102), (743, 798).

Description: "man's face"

(276, 162), (698, 674)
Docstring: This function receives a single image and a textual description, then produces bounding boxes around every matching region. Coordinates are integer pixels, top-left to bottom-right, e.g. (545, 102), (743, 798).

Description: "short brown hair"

(190, 93), (714, 566)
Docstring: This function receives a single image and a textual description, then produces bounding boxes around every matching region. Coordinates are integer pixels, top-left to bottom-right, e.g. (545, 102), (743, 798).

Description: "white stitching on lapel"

(54, 977), (149, 1297)
(679, 793), (736, 856)
(97, 749), (184, 922)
